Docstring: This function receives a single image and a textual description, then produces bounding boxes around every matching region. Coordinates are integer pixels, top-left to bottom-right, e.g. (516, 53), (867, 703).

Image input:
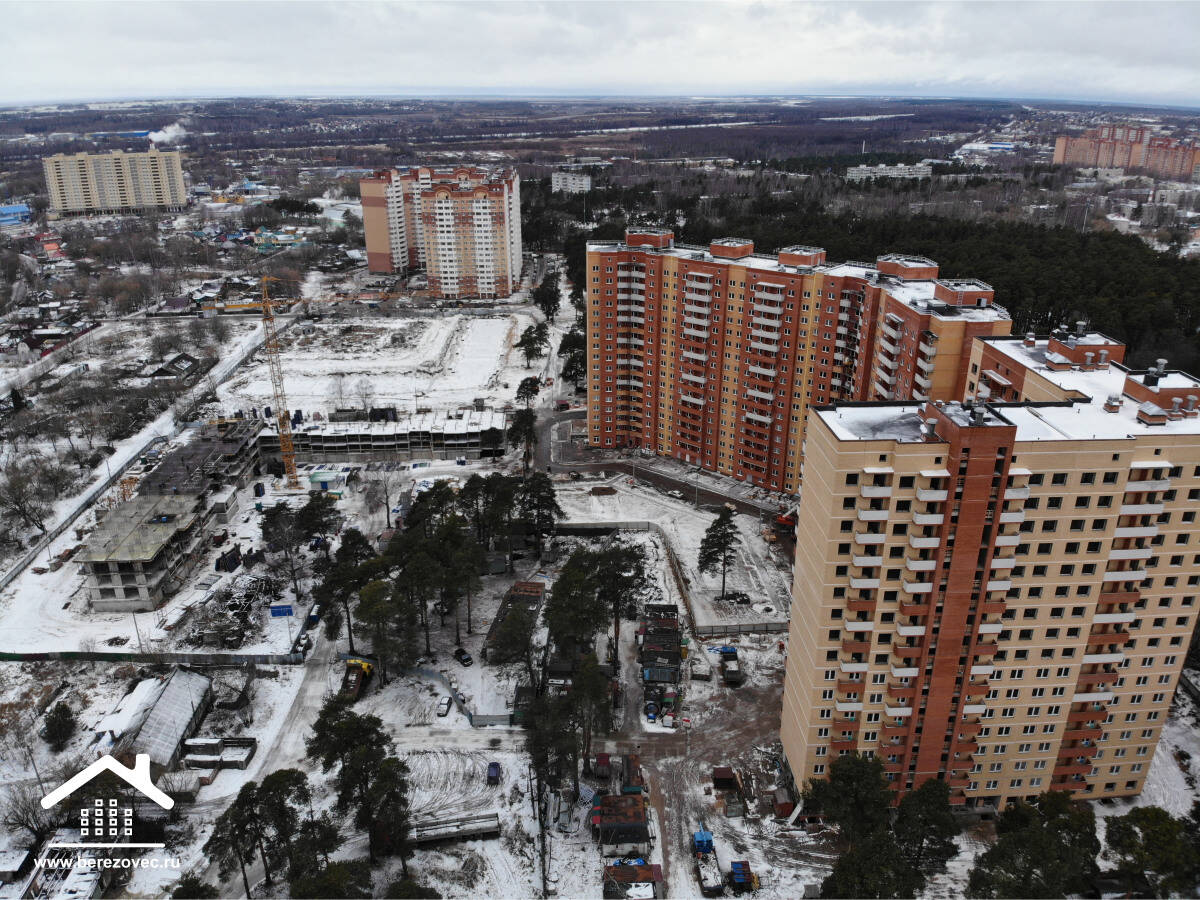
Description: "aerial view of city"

(0, 1), (1199, 898)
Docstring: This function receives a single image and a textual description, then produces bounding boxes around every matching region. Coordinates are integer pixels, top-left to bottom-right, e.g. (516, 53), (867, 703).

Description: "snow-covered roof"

(94, 678), (166, 740)
(129, 668), (212, 767)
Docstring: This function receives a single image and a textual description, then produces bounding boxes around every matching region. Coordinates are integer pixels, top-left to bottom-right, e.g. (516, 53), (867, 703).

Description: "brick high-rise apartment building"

(1054, 124), (1200, 182)
(42, 148), (187, 216)
(585, 230), (1011, 493)
(359, 165), (522, 299)
(782, 326), (1200, 811)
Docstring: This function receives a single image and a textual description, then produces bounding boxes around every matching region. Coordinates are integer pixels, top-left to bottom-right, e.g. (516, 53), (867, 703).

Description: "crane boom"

(258, 277), (301, 490)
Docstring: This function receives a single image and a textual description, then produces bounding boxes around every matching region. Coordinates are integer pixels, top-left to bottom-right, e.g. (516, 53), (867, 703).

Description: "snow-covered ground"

(555, 478), (792, 627)
(213, 312), (541, 416)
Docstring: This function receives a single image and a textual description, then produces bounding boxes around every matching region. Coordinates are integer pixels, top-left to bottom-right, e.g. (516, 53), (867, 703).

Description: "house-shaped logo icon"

(40, 754), (174, 810)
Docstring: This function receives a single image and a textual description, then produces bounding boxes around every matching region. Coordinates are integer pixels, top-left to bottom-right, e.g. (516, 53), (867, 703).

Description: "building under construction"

(139, 420), (262, 498)
(81, 493), (211, 612)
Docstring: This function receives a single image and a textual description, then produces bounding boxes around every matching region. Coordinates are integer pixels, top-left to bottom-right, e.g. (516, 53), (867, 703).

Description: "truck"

(692, 821), (724, 897)
(340, 659), (373, 702)
(729, 860), (759, 894)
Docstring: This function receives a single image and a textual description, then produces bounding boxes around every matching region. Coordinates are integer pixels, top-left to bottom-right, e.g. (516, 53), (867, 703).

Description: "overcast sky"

(3, 1), (1198, 107)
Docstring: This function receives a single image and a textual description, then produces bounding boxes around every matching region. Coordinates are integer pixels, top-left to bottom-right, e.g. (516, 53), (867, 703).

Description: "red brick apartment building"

(584, 230), (1011, 493)
(359, 165), (522, 299)
(1054, 124), (1200, 182)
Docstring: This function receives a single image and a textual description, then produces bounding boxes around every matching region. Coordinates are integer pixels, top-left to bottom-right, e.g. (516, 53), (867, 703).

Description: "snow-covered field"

(214, 312), (542, 416)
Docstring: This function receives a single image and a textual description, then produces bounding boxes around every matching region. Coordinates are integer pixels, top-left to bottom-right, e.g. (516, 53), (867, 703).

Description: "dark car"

(487, 761), (502, 785)
(454, 647), (474, 667)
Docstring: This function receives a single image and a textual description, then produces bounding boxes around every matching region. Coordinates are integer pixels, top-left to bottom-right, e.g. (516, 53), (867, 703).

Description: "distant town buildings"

(782, 326), (1200, 812)
(846, 162), (933, 182)
(551, 170), (593, 194)
(42, 148), (188, 216)
(584, 229), (1011, 493)
(359, 165), (522, 299)
(1054, 125), (1200, 182)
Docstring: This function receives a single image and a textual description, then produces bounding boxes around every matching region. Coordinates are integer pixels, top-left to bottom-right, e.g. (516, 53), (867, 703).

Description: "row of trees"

(807, 753), (1200, 898)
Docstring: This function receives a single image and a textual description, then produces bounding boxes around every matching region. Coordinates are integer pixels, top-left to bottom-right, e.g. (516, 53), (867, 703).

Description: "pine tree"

(43, 702), (76, 752)
(698, 507), (740, 600)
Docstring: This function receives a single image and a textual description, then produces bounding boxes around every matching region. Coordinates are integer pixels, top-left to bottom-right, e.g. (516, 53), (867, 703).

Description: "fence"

(560, 519), (788, 639)
(410, 665), (514, 727)
(0, 649), (304, 665)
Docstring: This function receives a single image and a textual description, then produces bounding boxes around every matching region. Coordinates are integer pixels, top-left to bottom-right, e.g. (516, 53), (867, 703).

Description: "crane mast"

(259, 277), (301, 489)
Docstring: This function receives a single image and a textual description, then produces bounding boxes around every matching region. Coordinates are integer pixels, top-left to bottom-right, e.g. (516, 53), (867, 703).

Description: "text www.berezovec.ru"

(35, 855), (180, 870)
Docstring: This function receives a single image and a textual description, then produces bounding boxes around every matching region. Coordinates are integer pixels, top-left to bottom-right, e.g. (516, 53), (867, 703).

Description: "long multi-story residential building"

(42, 148), (188, 216)
(584, 229), (1011, 493)
(1054, 124), (1200, 182)
(782, 326), (1200, 812)
(551, 170), (593, 194)
(359, 165), (522, 299)
(846, 163), (933, 182)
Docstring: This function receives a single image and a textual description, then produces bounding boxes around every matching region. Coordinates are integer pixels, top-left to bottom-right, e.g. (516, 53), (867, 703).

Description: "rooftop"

(588, 238), (1009, 323)
(82, 494), (204, 564)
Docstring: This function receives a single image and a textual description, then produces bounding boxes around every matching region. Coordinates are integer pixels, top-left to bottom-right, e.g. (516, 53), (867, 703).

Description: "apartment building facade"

(846, 163), (933, 182)
(551, 170), (592, 194)
(782, 331), (1200, 812)
(584, 230), (1010, 493)
(359, 165), (522, 299)
(42, 148), (188, 216)
(1054, 124), (1200, 182)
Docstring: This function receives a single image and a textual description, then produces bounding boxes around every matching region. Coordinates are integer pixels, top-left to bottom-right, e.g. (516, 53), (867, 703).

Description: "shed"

(120, 668), (213, 775)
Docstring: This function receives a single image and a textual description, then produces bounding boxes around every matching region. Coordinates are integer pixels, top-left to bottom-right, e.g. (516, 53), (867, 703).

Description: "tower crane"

(203, 276), (303, 489)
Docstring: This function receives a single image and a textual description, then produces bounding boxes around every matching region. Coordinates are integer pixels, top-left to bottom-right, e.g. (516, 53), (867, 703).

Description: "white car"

(436, 696), (452, 717)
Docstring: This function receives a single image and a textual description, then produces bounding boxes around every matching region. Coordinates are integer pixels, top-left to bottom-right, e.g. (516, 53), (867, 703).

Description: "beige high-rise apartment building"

(782, 327), (1200, 813)
(359, 165), (522, 299)
(42, 148), (188, 216)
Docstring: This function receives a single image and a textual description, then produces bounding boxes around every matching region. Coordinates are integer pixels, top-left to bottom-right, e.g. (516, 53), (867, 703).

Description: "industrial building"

(584, 229), (1011, 493)
(359, 165), (522, 299)
(1053, 124), (1200, 182)
(781, 327), (1200, 811)
(42, 148), (188, 216)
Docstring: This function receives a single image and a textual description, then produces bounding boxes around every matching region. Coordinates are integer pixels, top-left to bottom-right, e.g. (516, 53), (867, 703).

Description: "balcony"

(1067, 707), (1108, 724)
(989, 557), (1017, 570)
(847, 597), (876, 614)
(902, 579), (934, 594)
(947, 774), (971, 789)
(905, 558), (936, 572)
(746, 388), (774, 402)
(899, 600), (929, 617)
(897, 623), (927, 637)
(887, 683), (916, 701)
(916, 356), (935, 373)
(986, 579), (1013, 592)
(1119, 502), (1165, 516)
(746, 364), (776, 378)
(853, 554), (884, 567)
(830, 739), (858, 753)
(958, 720), (982, 737)
(860, 484), (892, 498)
(977, 622), (1003, 634)
(885, 704), (913, 718)
(745, 411), (772, 425)
(1126, 478), (1171, 492)
(914, 373), (932, 390)
(1053, 761), (1093, 778)
(833, 715), (863, 730)
(1102, 569), (1145, 582)
(1093, 611), (1137, 624)
(913, 513), (945, 526)
(1108, 546), (1153, 561)
(1072, 691), (1115, 704)
(1082, 652), (1125, 665)
(837, 678), (866, 694)
(1086, 630), (1132, 647)
(1062, 724), (1102, 742)
(994, 534), (1020, 547)
(842, 638), (872, 655)
(1114, 525), (1158, 539)
(881, 723), (909, 738)
(858, 509), (890, 522)
(998, 510), (1026, 524)
(854, 532), (886, 545)
(839, 661), (868, 674)
(909, 534), (941, 549)
(682, 327), (709, 340)
(918, 341), (937, 356)
(962, 703), (987, 715)
(1004, 486), (1031, 500)
(844, 620), (875, 632)
(979, 599), (1007, 616)
(835, 701), (864, 713)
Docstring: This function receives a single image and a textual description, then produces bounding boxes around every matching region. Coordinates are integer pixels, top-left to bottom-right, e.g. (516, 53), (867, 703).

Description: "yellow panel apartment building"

(42, 148), (188, 216)
(782, 327), (1200, 812)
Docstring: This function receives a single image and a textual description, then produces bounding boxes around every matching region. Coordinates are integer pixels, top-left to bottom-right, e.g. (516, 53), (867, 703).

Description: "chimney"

(971, 406), (987, 424)
(1076, 319), (1087, 337)
(1099, 349), (1109, 365)
(1186, 395), (1198, 417)
(1084, 351), (1095, 368)
(1157, 358), (1168, 373)
(1104, 394), (1122, 412)
(1170, 397), (1184, 419)
(923, 418), (939, 441)
(1024, 332), (1036, 348)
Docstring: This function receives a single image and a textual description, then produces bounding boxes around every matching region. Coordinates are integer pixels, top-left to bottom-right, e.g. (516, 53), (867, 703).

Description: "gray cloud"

(2, 1), (1197, 106)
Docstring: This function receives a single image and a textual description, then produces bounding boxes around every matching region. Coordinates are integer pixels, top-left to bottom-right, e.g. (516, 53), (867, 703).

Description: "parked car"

(555, 400), (571, 411)
(436, 696), (452, 717)
(487, 761), (502, 785)
(667, 490), (685, 500)
(454, 647), (474, 667)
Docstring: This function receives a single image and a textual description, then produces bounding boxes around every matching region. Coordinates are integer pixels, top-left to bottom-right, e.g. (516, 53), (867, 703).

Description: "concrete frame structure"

(42, 148), (187, 216)
(782, 327), (1200, 812)
(1054, 125), (1200, 182)
(359, 165), (522, 299)
(585, 229), (1010, 493)
(81, 494), (210, 612)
